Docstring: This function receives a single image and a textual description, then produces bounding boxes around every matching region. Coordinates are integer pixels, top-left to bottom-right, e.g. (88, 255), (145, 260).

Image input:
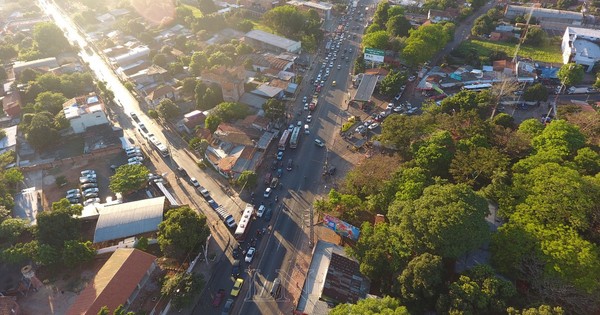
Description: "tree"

(62, 240), (95, 267)
(262, 6), (308, 39)
(507, 305), (564, 315)
(189, 138), (209, 156)
(403, 23), (451, 65)
(386, 15), (412, 37)
(199, 0), (218, 14)
(379, 70), (406, 97)
(236, 170), (258, 188)
(393, 183), (490, 259)
(147, 109), (159, 119)
(330, 296), (409, 315)
(0, 218), (29, 244)
(412, 130), (454, 177)
(524, 83), (549, 102)
(372, 1), (391, 27)
(181, 78), (197, 96)
(399, 253), (444, 311)
(557, 63), (584, 86)
(362, 31), (390, 50)
(161, 272), (205, 308)
(532, 120), (586, 156)
(574, 147), (600, 175)
(34, 91), (67, 115)
(524, 27), (547, 46)
(26, 112), (59, 151)
(158, 206), (210, 260)
(32, 22), (70, 56)
(4, 168), (24, 185)
(36, 206), (80, 249)
(262, 99), (285, 121)
(213, 102), (251, 121)
(437, 265), (516, 314)
(449, 146), (509, 189)
(347, 222), (410, 294)
(157, 99), (180, 120)
(152, 53), (168, 68)
(109, 164), (150, 194)
(204, 114), (222, 133)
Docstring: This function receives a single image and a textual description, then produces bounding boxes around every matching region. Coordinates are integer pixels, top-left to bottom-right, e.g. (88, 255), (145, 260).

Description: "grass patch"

(182, 4), (203, 18)
(460, 39), (563, 64)
(250, 20), (274, 33)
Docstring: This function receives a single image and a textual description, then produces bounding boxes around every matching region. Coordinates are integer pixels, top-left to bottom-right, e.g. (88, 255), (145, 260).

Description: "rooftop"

(63, 94), (105, 120)
(147, 85), (175, 101)
(244, 30), (300, 52)
(506, 5), (584, 20)
(0, 125), (17, 152)
(288, 0), (333, 10)
(67, 248), (156, 315)
(354, 74), (379, 102)
(93, 197), (165, 243)
(252, 84), (283, 98)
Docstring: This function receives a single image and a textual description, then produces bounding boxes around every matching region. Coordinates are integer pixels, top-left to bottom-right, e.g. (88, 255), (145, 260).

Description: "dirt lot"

(39, 151), (129, 208)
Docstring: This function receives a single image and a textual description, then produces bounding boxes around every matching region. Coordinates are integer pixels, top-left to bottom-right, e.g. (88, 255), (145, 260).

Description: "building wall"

(562, 29), (600, 71)
(69, 110), (109, 134)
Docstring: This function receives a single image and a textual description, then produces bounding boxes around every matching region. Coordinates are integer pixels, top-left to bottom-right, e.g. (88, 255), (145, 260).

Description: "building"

(244, 30), (301, 54)
(288, 0), (332, 19)
(181, 110), (206, 134)
(2, 90), (22, 118)
(0, 296), (20, 315)
(92, 197), (165, 243)
(63, 94), (109, 134)
(109, 45), (151, 67)
(427, 9), (459, 23)
(504, 5), (584, 31)
(145, 85), (178, 107)
(562, 27), (600, 72)
(12, 57), (59, 79)
(67, 248), (157, 315)
(251, 83), (284, 99)
(200, 66), (245, 102)
(0, 125), (17, 155)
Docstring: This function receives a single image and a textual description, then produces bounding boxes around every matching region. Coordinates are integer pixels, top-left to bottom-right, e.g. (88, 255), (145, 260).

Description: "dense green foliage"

(109, 164), (150, 194)
(317, 89), (600, 313)
(157, 206), (210, 260)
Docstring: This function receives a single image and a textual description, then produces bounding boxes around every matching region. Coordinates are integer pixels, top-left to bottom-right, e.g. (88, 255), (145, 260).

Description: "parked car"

(66, 188), (80, 196)
(394, 93), (402, 101)
(212, 289), (226, 307)
(83, 187), (99, 194)
(177, 167), (188, 177)
(368, 122), (379, 130)
(83, 198), (100, 206)
(190, 177), (200, 187)
(264, 187), (272, 198)
(232, 259), (241, 276)
(130, 112), (140, 122)
(222, 299), (234, 315)
(207, 199), (219, 210)
(80, 170), (95, 177)
(79, 176), (97, 184)
(408, 75), (416, 82)
(199, 187), (210, 199)
(84, 192), (99, 199)
(245, 247), (256, 263)
(314, 139), (325, 147)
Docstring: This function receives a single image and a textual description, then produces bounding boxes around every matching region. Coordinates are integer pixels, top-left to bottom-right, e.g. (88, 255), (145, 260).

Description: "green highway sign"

(364, 47), (384, 62)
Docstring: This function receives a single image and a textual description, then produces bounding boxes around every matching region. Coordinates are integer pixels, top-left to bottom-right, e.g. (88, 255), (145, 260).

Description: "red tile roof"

(67, 248), (156, 315)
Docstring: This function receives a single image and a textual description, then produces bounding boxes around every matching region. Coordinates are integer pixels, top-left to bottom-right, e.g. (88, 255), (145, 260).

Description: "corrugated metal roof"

(93, 197), (165, 243)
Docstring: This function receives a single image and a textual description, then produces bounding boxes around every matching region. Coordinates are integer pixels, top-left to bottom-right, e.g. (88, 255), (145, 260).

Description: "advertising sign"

(323, 215), (360, 241)
(364, 47), (384, 63)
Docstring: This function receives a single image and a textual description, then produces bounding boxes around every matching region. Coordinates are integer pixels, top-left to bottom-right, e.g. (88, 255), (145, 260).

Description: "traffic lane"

(192, 259), (236, 315)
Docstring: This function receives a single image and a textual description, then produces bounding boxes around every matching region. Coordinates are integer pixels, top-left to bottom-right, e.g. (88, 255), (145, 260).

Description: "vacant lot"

(459, 39), (563, 64)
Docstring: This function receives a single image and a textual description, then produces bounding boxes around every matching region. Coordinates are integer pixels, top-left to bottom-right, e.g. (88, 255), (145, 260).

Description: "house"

(200, 66), (245, 102)
(109, 45), (151, 67)
(62, 94), (109, 134)
(562, 27), (600, 72)
(504, 5), (584, 31)
(288, 0), (332, 19)
(427, 9), (459, 23)
(244, 30), (301, 54)
(239, 92), (269, 109)
(96, 13), (115, 23)
(67, 248), (157, 315)
(145, 85), (177, 107)
(2, 90), (21, 118)
(181, 110), (206, 134)
(241, 115), (270, 131)
(0, 125), (17, 155)
(251, 84), (284, 99)
(12, 57), (59, 79)
(321, 252), (368, 305)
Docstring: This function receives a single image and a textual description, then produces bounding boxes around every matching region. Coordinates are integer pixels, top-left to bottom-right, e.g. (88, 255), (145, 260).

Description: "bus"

(148, 135), (169, 157)
(289, 127), (301, 149)
(278, 129), (291, 151)
(234, 204), (255, 242)
(462, 83), (492, 92)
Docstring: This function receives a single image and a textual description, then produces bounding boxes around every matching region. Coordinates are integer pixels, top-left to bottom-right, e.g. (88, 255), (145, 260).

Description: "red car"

(316, 85), (322, 93)
(212, 289), (225, 307)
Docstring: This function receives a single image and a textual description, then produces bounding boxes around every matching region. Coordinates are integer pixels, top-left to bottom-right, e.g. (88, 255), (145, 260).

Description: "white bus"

(462, 83), (492, 92)
(234, 204), (255, 242)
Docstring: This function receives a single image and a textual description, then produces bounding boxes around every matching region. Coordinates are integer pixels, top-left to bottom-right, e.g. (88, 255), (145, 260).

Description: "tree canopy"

(557, 63), (584, 86)
(330, 296), (410, 315)
(158, 206), (210, 260)
(109, 164), (149, 194)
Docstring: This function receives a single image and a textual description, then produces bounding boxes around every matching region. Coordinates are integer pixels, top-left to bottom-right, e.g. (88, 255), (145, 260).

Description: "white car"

(257, 205), (266, 218)
(386, 103), (394, 110)
(368, 122), (380, 130)
(304, 103), (309, 110)
(408, 75), (416, 82)
(314, 139), (325, 147)
(302, 96), (307, 102)
(80, 170), (96, 177)
(264, 187), (272, 198)
(190, 177), (200, 187)
(245, 247), (256, 263)
(83, 198), (100, 206)
(306, 115), (312, 123)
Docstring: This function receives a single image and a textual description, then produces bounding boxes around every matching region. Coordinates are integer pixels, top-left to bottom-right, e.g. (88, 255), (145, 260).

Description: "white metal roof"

(245, 30), (300, 52)
(93, 197), (165, 243)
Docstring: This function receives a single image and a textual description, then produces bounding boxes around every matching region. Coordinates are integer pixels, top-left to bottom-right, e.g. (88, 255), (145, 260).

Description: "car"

(257, 205), (266, 218)
(337, 64), (341, 70)
(264, 207), (273, 221)
(393, 106), (403, 113)
(277, 151), (284, 161)
(80, 170), (96, 177)
(129, 112), (140, 122)
(207, 199), (219, 210)
(332, 80), (337, 86)
(222, 298), (234, 315)
(407, 107), (418, 114)
(386, 103), (394, 110)
(212, 289), (226, 307)
(245, 247), (256, 263)
(394, 93), (402, 101)
(297, 120), (302, 126)
(314, 139), (325, 147)
(355, 125), (366, 133)
(224, 215), (236, 228)
(316, 85), (322, 93)
(408, 75), (416, 82)
(232, 259), (241, 276)
(231, 278), (244, 297)
(400, 85), (406, 91)
(368, 122), (380, 130)
(68, 198), (81, 204)
(287, 159), (293, 171)
(304, 103), (309, 110)
(137, 123), (148, 134)
(128, 161), (142, 166)
(190, 177), (200, 187)
(323, 167), (337, 176)
(66, 188), (80, 196)
(83, 187), (99, 194)
(79, 176), (97, 184)
(288, 124), (294, 131)
(84, 192), (99, 199)
(277, 168), (283, 178)
(83, 198), (100, 206)
(199, 187), (210, 199)
(128, 156), (143, 163)
(302, 96), (307, 102)
(306, 115), (312, 123)
(514, 90), (524, 95)
(264, 187), (272, 198)
(66, 192), (81, 200)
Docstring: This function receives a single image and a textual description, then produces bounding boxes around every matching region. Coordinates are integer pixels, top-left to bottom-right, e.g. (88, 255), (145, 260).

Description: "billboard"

(364, 47), (384, 63)
(323, 215), (360, 241)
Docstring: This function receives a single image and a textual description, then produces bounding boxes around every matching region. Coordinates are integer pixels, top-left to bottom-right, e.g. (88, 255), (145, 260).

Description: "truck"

(309, 96), (318, 111)
(567, 86), (596, 94)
